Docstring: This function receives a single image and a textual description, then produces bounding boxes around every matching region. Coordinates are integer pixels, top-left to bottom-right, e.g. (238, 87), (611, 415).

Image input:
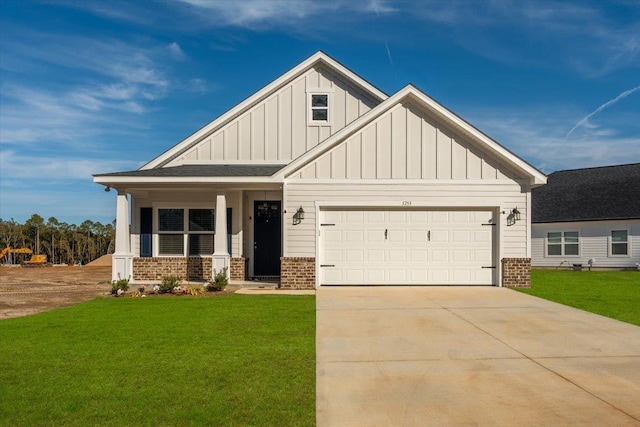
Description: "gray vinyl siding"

(531, 220), (640, 268)
(284, 182), (528, 258)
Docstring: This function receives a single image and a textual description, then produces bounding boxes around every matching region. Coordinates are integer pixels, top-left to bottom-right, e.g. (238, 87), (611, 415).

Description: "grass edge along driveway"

(516, 269), (640, 326)
(0, 294), (316, 427)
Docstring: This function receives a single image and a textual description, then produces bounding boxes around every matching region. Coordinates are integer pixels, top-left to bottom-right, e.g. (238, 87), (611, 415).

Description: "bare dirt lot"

(0, 266), (111, 320)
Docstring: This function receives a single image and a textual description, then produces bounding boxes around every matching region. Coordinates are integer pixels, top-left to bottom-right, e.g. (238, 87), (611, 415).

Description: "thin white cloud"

(470, 108), (640, 173)
(168, 42), (187, 60)
(177, 0), (392, 28)
(408, 1), (640, 77)
(565, 86), (640, 139)
(0, 150), (139, 181)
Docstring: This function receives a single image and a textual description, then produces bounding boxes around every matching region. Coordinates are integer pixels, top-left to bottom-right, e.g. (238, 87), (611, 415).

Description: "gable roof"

(275, 84), (547, 185)
(141, 51), (388, 170)
(532, 163), (640, 223)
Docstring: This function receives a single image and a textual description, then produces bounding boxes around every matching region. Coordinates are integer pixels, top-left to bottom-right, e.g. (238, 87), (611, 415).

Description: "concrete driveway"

(316, 286), (640, 426)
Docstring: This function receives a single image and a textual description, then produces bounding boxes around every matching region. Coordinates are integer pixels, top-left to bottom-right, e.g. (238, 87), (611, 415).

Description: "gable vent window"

(308, 90), (332, 126)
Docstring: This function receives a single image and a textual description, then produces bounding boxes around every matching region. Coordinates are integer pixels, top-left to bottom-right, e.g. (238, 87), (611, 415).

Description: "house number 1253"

(402, 201), (412, 206)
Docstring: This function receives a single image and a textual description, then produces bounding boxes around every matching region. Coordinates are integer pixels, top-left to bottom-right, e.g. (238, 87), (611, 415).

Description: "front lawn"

(516, 269), (640, 326)
(0, 295), (315, 426)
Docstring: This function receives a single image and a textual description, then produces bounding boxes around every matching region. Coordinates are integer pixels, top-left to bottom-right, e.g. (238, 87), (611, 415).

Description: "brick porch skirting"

(502, 257), (531, 288)
(280, 257), (315, 289)
(133, 257), (246, 282)
(230, 257), (248, 281)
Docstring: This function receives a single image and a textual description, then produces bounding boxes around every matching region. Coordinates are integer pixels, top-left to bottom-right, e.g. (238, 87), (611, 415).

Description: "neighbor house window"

(547, 231), (579, 256)
(308, 90), (332, 125)
(157, 208), (215, 256)
(610, 230), (629, 256)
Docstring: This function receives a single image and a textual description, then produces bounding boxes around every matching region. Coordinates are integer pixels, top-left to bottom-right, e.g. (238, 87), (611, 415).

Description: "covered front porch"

(94, 168), (286, 284)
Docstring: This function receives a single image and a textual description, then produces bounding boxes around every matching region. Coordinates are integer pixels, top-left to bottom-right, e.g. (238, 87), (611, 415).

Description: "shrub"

(206, 267), (228, 292)
(159, 275), (182, 294)
(111, 277), (130, 295)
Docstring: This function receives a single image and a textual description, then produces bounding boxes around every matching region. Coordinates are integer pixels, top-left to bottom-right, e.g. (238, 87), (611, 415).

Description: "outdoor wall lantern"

(511, 207), (521, 221)
(293, 206), (305, 225)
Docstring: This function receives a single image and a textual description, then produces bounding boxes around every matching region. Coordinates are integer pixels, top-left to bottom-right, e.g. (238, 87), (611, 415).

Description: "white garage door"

(320, 209), (495, 285)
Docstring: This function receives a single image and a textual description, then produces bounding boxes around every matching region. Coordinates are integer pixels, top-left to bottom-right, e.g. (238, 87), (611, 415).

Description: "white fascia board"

(278, 84), (547, 185)
(93, 175), (283, 185)
(141, 51), (388, 171)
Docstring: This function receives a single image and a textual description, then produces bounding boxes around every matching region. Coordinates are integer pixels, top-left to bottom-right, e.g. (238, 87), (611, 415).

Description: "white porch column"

(112, 190), (133, 282)
(212, 193), (230, 278)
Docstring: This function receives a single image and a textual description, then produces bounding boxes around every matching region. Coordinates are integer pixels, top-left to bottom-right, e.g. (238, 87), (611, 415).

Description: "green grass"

(516, 269), (640, 326)
(0, 295), (315, 426)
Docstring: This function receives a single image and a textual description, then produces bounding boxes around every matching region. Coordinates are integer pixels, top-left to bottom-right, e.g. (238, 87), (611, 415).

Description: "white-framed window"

(157, 207), (215, 256)
(609, 229), (629, 257)
(307, 88), (332, 126)
(546, 231), (579, 256)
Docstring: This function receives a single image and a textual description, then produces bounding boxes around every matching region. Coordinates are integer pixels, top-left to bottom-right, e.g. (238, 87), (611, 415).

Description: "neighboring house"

(94, 51), (546, 289)
(531, 163), (640, 269)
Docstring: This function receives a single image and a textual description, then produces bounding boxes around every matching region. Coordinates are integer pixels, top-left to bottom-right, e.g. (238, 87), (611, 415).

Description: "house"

(531, 163), (640, 269)
(93, 51), (546, 289)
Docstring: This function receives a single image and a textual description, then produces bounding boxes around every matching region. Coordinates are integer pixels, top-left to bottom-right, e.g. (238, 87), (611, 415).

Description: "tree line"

(0, 214), (114, 265)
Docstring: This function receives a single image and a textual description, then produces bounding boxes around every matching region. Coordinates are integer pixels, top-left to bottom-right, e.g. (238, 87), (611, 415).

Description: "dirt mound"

(86, 254), (112, 267)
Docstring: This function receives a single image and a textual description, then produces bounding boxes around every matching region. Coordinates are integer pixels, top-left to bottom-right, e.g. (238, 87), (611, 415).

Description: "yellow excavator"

(0, 247), (48, 266)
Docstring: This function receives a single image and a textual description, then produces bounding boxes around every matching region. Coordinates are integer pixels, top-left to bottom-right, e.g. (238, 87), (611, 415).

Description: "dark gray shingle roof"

(532, 163), (640, 223)
(95, 164), (286, 178)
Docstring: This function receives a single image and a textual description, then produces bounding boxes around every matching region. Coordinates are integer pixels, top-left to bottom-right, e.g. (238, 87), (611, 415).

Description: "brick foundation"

(502, 258), (531, 288)
(133, 257), (211, 281)
(133, 257), (245, 282)
(280, 257), (315, 289)
(230, 257), (248, 281)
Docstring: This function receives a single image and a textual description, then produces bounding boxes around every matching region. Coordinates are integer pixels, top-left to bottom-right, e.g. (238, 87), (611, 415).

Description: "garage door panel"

(367, 231), (384, 243)
(474, 229), (492, 242)
(431, 230), (449, 242)
(453, 211), (471, 222)
(431, 211), (449, 222)
(320, 209), (495, 286)
(367, 211), (385, 222)
(346, 211), (364, 222)
(346, 230), (364, 242)
(388, 230), (406, 242)
(367, 249), (385, 262)
(324, 230), (342, 242)
(345, 249), (364, 262)
(388, 211), (407, 222)
(410, 250), (427, 262)
(346, 270), (364, 282)
(389, 249), (407, 262)
(432, 249), (449, 262)
(325, 250), (343, 262)
(366, 269), (385, 282)
(409, 230), (428, 242)
(453, 250), (471, 263)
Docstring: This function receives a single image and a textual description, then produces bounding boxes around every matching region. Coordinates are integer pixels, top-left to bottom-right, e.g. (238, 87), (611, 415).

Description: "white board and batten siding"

(532, 220), (640, 268)
(165, 66), (378, 167)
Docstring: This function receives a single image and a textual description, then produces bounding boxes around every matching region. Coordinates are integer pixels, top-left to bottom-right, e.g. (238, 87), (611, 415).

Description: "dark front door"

(254, 200), (282, 276)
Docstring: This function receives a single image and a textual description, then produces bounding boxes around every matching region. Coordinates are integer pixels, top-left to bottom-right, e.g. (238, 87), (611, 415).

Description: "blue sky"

(1, 0), (639, 225)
